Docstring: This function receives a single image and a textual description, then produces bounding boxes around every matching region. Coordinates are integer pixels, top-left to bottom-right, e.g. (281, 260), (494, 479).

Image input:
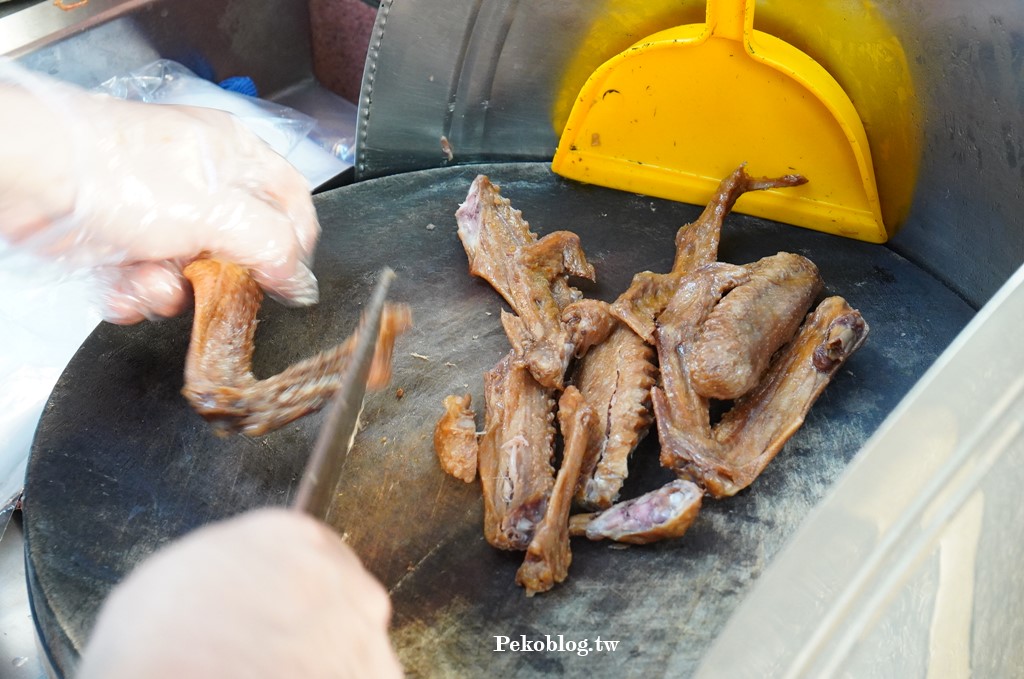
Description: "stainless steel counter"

(1, 514), (50, 679)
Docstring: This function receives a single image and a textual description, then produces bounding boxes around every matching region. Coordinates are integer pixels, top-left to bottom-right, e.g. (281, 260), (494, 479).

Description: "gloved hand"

(0, 61), (319, 324)
(76, 508), (404, 679)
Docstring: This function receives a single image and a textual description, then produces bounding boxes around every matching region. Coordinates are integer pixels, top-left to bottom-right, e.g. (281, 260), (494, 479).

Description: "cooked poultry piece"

(568, 479), (703, 544)
(655, 294), (869, 497)
(456, 175), (595, 389)
(687, 252), (823, 400)
(651, 262), (750, 459)
(478, 352), (557, 551)
(433, 394), (478, 483)
(609, 270), (686, 343)
(672, 164), (807, 274)
(611, 165), (806, 339)
(571, 321), (658, 510)
(181, 258), (411, 436)
(561, 298), (618, 358)
(516, 387), (596, 596)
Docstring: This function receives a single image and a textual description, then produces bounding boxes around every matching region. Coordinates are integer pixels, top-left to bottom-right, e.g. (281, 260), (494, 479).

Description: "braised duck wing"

(672, 165), (807, 274)
(456, 175), (595, 389)
(651, 263), (752, 457)
(568, 479), (703, 545)
(433, 393), (479, 483)
(478, 353), (557, 551)
(687, 252), (823, 400)
(611, 165), (805, 340)
(516, 386), (597, 596)
(657, 295), (869, 497)
(181, 258), (411, 436)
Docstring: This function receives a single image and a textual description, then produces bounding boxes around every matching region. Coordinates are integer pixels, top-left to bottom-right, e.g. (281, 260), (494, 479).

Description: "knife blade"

(291, 267), (396, 519)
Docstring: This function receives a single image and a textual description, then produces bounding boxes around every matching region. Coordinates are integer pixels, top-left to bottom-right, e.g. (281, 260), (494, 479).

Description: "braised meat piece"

(561, 298), (619, 358)
(611, 165), (806, 339)
(181, 258), (411, 436)
(609, 270), (686, 344)
(672, 165), (807, 274)
(568, 479), (703, 544)
(655, 293), (869, 497)
(456, 175), (595, 389)
(440, 167), (871, 594)
(687, 252), (823, 400)
(572, 322), (658, 510)
(649, 263), (749, 473)
(516, 387), (596, 596)
(478, 353), (557, 551)
(433, 394), (479, 483)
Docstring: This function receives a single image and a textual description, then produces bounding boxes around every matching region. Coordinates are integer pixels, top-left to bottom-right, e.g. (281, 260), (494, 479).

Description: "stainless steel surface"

(697, 261), (1024, 678)
(3, 0), (312, 97)
(292, 268), (394, 520)
(1, 515), (51, 679)
(356, 0), (662, 178)
(0, 1), (38, 22)
(357, 0), (1024, 309)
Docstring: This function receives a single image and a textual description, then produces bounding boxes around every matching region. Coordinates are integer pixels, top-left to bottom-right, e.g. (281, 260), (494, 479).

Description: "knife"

(291, 267), (395, 520)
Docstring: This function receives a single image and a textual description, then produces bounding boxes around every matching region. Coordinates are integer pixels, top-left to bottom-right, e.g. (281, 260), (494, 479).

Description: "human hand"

(0, 62), (319, 324)
(76, 508), (403, 679)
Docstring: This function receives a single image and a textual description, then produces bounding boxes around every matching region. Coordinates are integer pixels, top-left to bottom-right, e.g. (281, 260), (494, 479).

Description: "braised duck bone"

(655, 293), (869, 498)
(560, 298), (619, 358)
(611, 165), (807, 342)
(456, 174), (595, 389)
(478, 352), (557, 550)
(572, 319), (658, 510)
(568, 479), (703, 545)
(182, 258), (411, 437)
(433, 393), (479, 483)
(516, 386), (597, 596)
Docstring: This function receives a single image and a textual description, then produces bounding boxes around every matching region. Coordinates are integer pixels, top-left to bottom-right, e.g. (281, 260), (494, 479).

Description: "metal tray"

(23, 162), (975, 677)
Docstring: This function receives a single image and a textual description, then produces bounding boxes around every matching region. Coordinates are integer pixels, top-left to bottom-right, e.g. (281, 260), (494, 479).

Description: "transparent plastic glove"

(77, 508), (404, 679)
(0, 61), (320, 324)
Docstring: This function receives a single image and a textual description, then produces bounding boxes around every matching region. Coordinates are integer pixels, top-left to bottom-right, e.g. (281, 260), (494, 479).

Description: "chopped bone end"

(181, 258), (411, 437)
(561, 298), (617, 358)
(433, 394), (479, 483)
(516, 387), (596, 596)
(571, 479), (703, 545)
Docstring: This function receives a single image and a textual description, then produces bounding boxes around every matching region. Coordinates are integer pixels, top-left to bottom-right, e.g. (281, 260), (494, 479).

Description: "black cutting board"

(24, 162), (975, 677)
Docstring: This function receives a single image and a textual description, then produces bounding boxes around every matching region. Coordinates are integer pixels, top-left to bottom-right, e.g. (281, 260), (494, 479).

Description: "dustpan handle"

(706, 0), (754, 42)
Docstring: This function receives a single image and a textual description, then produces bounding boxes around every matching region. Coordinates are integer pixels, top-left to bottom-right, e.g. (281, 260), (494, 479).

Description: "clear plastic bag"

(96, 60), (316, 160)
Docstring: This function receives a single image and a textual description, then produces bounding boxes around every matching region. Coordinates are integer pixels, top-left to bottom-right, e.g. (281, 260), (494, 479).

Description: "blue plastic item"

(218, 75), (258, 98)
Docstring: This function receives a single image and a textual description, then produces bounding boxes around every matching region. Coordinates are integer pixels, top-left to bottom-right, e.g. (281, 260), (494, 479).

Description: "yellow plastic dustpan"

(551, 0), (888, 242)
